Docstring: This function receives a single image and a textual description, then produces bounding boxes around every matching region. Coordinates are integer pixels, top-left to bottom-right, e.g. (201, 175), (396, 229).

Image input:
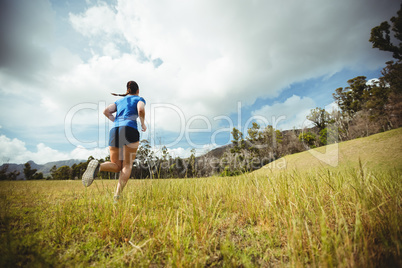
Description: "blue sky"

(0, 0), (398, 164)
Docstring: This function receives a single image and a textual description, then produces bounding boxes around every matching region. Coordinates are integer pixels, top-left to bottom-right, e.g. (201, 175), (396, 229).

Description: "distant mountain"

(39, 159), (86, 175)
(197, 144), (232, 160)
(1, 159), (86, 180)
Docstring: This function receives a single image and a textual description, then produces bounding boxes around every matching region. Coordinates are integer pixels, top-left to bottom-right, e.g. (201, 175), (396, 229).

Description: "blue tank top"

(113, 95), (146, 130)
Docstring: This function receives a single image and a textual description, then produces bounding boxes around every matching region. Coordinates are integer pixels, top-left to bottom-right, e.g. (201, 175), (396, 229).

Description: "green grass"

(0, 129), (401, 267)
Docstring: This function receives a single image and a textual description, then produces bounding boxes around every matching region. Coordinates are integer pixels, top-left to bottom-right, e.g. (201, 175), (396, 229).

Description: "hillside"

(253, 127), (402, 175)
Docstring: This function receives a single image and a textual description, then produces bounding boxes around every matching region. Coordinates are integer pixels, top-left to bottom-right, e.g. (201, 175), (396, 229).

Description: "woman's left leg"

(100, 146), (122, 173)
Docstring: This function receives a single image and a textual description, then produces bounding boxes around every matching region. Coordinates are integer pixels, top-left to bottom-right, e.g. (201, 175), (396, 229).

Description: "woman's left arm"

(104, 103), (117, 122)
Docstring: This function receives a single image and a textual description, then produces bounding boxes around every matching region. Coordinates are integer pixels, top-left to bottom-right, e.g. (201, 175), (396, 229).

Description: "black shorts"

(108, 126), (140, 148)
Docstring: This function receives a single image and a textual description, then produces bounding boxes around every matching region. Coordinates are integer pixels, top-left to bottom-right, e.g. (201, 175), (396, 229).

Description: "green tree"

(247, 122), (261, 142)
(319, 127), (338, 146)
(8, 171), (20, 180)
(186, 148), (196, 178)
(0, 165), (8, 181)
(136, 140), (154, 179)
(160, 146), (170, 178)
(23, 162), (37, 180)
(0, 164), (20, 181)
(230, 127), (245, 155)
(299, 132), (316, 148)
(307, 107), (332, 131)
(54, 166), (72, 180)
(247, 122), (261, 157)
(369, 4), (402, 128)
(50, 165), (72, 180)
(380, 62), (402, 127)
(49, 165), (57, 180)
(32, 172), (44, 180)
(221, 128), (248, 175)
(259, 125), (283, 157)
(333, 76), (370, 117)
(161, 146), (169, 161)
(173, 157), (186, 178)
(369, 4), (402, 60)
(71, 162), (87, 180)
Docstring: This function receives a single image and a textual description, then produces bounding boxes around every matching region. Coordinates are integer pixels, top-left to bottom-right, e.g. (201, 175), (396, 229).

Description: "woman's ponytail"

(111, 92), (128, 97)
(111, 81), (139, 97)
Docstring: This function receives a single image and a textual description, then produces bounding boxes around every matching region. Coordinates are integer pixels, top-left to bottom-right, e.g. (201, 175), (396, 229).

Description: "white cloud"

(3, 0), (398, 126)
(367, 78), (380, 86)
(69, 3), (120, 37)
(252, 95), (316, 130)
(161, 147), (192, 159)
(0, 135), (28, 164)
(167, 143), (217, 158)
(325, 102), (339, 113)
(168, 148), (189, 158)
(150, 142), (216, 159)
(0, 132), (203, 165)
(0, 135), (109, 165)
(0, 135), (67, 164)
(0, 0), (399, 162)
(103, 42), (121, 58)
(70, 146), (109, 160)
(61, 0), (398, 131)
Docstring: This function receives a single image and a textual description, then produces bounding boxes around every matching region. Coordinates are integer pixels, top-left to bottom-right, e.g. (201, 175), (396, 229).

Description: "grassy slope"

(254, 127), (402, 175)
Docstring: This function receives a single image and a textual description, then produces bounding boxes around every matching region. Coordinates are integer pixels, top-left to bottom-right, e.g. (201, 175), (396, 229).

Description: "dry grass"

(0, 129), (401, 267)
(1, 169), (401, 267)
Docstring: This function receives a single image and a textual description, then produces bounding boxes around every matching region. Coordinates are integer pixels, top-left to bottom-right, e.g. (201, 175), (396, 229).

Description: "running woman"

(82, 81), (146, 201)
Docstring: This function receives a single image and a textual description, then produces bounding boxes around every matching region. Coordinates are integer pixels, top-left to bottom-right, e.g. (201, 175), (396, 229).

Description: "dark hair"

(111, 80), (139, 97)
(127, 81), (139, 94)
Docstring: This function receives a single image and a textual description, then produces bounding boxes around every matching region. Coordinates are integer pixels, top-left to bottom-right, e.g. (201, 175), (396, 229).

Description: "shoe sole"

(82, 160), (99, 187)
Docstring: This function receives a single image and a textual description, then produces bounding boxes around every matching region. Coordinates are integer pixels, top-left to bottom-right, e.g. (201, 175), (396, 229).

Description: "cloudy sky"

(0, 0), (398, 164)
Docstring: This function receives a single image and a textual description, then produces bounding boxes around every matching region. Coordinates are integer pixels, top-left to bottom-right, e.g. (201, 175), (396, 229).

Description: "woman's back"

(114, 95), (146, 130)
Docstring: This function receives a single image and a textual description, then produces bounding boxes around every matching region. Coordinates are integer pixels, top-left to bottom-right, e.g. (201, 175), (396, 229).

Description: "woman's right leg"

(115, 142), (139, 197)
(100, 146), (122, 173)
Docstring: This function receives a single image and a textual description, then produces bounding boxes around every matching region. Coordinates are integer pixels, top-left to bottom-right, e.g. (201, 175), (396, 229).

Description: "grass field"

(1, 129), (401, 267)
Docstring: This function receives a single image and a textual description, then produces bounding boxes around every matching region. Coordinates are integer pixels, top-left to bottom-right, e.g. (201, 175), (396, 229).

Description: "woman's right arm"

(103, 103), (117, 122)
(137, 101), (146, 132)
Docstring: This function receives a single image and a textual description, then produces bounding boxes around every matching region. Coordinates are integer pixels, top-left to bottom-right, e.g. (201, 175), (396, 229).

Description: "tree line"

(1, 5), (401, 180)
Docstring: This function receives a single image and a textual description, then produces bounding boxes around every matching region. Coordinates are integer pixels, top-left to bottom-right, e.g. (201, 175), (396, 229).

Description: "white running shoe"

(82, 160), (100, 187)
